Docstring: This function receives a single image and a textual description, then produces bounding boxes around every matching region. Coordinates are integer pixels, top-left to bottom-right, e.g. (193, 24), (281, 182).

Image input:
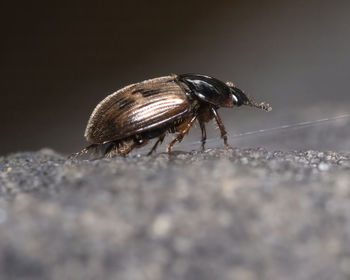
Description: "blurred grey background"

(1, 0), (350, 155)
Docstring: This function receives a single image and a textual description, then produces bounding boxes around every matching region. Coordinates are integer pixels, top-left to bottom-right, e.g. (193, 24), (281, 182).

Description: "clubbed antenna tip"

(251, 101), (272, 112)
(245, 94), (272, 112)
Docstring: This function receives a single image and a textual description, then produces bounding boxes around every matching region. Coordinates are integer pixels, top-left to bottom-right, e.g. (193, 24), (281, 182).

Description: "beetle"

(71, 73), (271, 158)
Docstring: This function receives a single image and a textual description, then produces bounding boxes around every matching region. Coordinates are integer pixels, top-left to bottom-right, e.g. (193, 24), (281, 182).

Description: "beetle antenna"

(245, 94), (272, 112)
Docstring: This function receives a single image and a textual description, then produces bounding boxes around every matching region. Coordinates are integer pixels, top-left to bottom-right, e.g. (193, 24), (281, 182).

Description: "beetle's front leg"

(168, 115), (197, 154)
(199, 120), (207, 152)
(210, 107), (232, 150)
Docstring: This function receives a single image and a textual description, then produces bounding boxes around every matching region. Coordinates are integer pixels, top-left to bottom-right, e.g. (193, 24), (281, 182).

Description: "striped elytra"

(70, 73), (271, 158)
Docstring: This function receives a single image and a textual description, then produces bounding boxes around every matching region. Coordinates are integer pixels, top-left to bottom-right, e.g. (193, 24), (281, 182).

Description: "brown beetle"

(71, 73), (271, 158)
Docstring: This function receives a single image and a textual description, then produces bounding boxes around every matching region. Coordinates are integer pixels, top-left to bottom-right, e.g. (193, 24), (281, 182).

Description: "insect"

(71, 73), (271, 158)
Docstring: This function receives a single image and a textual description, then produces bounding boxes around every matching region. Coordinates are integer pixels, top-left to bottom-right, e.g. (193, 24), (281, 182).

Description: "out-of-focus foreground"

(0, 148), (350, 280)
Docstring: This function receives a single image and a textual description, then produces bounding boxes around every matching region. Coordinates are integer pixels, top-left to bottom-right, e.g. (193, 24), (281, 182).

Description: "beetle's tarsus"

(223, 135), (233, 150)
(223, 135), (233, 149)
(201, 141), (206, 152)
(225, 143), (233, 150)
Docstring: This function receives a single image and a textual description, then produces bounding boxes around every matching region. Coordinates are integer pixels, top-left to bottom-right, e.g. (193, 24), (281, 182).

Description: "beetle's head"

(177, 74), (271, 111)
(226, 82), (272, 112)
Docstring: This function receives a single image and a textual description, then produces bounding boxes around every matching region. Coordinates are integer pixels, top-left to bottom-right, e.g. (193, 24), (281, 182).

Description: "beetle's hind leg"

(68, 144), (98, 159)
(104, 141), (131, 157)
(105, 138), (149, 157)
(168, 115), (197, 154)
(104, 142), (119, 157)
(147, 134), (166, 156)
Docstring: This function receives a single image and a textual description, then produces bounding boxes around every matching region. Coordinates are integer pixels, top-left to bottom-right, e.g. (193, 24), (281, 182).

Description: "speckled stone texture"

(0, 148), (350, 280)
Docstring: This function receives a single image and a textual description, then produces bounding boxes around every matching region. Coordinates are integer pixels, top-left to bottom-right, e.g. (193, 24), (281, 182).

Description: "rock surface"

(0, 148), (350, 280)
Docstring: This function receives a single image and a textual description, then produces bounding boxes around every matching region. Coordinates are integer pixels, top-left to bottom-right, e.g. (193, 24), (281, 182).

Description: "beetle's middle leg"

(147, 134), (166, 155)
(210, 107), (232, 149)
(168, 115), (197, 154)
(120, 138), (149, 156)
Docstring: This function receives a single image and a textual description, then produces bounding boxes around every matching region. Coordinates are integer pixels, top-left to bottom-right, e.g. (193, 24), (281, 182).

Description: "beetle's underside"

(72, 103), (229, 158)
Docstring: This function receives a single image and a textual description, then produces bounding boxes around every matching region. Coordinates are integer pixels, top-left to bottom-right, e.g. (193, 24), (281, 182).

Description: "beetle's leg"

(114, 139), (149, 157)
(68, 144), (98, 159)
(210, 107), (232, 149)
(147, 134), (166, 156)
(199, 120), (207, 152)
(168, 115), (197, 154)
(103, 142), (118, 157)
(116, 143), (136, 157)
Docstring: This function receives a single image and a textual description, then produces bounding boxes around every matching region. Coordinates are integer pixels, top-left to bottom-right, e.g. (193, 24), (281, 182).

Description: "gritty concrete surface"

(0, 148), (350, 280)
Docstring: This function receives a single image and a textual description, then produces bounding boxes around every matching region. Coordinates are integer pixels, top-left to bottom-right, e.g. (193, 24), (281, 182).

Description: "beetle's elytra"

(72, 73), (271, 158)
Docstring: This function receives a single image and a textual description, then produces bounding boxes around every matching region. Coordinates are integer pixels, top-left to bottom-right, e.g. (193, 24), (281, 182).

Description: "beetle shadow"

(155, 150), (190, 157)
(70, 141), (199, 160)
